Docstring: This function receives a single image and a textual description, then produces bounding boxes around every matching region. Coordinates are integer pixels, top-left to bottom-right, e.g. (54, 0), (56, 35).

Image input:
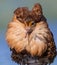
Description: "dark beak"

(26, 28), (32, 35)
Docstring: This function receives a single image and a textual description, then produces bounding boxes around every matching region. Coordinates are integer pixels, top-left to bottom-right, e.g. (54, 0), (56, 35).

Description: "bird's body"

(6, 3), (57, 65)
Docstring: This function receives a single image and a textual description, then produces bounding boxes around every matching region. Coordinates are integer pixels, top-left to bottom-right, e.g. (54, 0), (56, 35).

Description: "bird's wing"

(6, 19), (28, 53)
(45, 30), (56, 63)
(26, 21), (51, 56)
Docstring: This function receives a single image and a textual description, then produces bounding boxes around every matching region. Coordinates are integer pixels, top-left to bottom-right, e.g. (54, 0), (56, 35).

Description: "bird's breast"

(6, 21), (48, 56)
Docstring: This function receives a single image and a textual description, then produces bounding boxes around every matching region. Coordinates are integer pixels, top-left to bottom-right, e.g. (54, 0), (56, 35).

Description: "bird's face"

(14, 5), (42, 34)
(24, 17), (36, 34)
(16, 15), (36, 34)
(14, 7), (37, 34)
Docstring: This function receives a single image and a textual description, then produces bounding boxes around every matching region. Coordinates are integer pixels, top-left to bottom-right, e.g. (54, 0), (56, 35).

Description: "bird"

(6, 3), (57, 65)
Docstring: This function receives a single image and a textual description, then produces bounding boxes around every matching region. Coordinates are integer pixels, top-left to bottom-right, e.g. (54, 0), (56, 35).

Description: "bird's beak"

(26, 27), (32, 34)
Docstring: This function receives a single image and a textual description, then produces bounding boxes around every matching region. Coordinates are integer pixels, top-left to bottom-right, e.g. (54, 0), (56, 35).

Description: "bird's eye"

(31, 22), (36, 26)
(31, 22), (34, 25)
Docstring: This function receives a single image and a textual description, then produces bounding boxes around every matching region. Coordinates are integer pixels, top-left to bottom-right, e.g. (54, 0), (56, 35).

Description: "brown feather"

(6, 3), (57, 64)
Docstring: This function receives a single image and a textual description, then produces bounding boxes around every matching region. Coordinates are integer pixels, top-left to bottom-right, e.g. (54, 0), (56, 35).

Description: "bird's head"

(13, 4), (45, 34)
(14, 7), (36, 34)
(13, 4), (46, 34)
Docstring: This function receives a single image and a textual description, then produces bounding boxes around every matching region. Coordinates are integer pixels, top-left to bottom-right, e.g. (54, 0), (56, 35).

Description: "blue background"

(0, 0), (57, 65)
